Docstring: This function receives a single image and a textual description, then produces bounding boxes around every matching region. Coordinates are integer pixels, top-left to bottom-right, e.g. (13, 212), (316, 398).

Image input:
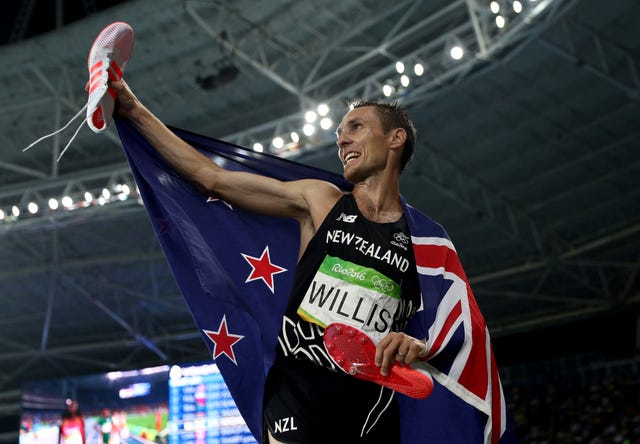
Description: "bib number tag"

(297, 255), (400, 343)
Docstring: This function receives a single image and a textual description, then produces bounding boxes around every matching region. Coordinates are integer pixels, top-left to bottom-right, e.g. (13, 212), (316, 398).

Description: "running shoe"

(22, 22), (134, 160)
(87, 21), (134, 133)
(323, 323), (434, 399)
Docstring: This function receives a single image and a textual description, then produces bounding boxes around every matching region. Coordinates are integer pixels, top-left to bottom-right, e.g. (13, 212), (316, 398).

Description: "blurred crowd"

(505, 359), (640, 443)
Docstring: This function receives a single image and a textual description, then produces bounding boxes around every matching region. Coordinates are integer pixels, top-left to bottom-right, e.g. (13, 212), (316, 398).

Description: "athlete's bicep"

(210, 170), (340, 222)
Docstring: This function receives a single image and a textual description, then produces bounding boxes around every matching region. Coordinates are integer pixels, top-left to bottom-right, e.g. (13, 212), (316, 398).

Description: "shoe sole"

(323, 323), (434, 399)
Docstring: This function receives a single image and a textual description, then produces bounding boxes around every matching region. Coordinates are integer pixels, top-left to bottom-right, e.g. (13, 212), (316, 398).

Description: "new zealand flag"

(116, 118), (514, 444)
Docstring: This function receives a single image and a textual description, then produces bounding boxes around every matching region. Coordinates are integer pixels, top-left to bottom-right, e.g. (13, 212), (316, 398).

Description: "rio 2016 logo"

(331, 263), (366, 280)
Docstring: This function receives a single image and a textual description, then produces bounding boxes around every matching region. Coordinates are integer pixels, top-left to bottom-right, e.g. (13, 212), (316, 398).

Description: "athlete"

(95, 408), (112, 444)
(58, 399), (85, 444)
(111, 79), (431, 443)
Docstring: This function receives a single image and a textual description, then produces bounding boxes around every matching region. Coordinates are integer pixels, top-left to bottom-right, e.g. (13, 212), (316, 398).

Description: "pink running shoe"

(87, 21), (134, 133)
(323, 323), (434, 399)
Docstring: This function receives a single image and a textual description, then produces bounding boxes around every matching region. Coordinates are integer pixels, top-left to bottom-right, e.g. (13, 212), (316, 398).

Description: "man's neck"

(352, 177), (402, 223)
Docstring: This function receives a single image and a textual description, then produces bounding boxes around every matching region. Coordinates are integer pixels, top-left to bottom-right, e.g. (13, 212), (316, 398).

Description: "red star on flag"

(241, 246), (287, 293)
(203, 315), (244, 364)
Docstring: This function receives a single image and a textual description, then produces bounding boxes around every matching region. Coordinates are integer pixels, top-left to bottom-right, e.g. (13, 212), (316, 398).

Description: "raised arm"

(110, 80), (342, 248)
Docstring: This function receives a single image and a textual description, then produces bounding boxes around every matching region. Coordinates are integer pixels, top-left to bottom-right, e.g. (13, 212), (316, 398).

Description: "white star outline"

(202, 315), (245, 365)
(241, 245), (288, 293)
(206, 196), (233, 209)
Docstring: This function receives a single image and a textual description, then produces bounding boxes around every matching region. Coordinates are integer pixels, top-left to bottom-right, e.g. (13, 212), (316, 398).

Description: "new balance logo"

(337, 213), (358, 223)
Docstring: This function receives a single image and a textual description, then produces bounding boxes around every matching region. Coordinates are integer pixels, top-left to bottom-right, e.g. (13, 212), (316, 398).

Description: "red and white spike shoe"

(22, 22), (135, 160)
(323, 323), (434, 399)
(87, 21), (134, 133)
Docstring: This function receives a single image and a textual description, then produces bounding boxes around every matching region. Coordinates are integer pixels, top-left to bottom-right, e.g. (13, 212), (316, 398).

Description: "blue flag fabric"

(115, 118), (514, 444)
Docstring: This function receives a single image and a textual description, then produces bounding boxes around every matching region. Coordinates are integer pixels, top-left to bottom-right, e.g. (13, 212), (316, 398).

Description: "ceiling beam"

(539, 19), (640, 99)
(185, 1), (309, 101)
(489, 304), (622, 337)
(302, 0), (464, 94)
(470, 223), (640, 284)
(301, 0), (417, 90)
(8, 0), (37, 43)
(40, 230), (58, 352)
(62, 275), (168, 361)
(0, 329), (201, 362)
(0, 160), (47, 179)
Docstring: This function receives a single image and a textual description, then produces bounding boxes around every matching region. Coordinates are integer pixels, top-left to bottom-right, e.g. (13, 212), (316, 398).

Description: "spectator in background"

(58, 399), (85, 444)
(95, 408), (113, 444)
(110, 409), (121, 444)
(118, 410), (130, 441)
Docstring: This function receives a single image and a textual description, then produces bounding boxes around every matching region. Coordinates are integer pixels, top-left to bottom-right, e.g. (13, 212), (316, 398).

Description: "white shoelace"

(22, 102), (88, 162)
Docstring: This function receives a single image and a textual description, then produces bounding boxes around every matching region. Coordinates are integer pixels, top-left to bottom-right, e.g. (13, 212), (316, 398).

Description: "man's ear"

(389, 128), (407, 151)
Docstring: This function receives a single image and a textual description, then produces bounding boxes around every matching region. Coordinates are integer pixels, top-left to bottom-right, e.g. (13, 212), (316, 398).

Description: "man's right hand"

(108, 79), (143, 120)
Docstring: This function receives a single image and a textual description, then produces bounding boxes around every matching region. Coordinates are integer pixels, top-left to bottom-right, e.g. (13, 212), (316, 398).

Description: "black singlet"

(263, 194), (420, 444)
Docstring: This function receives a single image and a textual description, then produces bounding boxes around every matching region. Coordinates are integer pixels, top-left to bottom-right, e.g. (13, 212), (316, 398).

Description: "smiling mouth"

(343, 152), (360, 166)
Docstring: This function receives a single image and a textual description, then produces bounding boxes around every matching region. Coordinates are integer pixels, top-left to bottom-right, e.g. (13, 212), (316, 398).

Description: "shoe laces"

(22, 102), (88, 162)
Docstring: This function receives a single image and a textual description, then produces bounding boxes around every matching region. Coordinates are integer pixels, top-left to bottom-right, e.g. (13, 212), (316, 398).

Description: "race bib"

(297, 255), (400, 343)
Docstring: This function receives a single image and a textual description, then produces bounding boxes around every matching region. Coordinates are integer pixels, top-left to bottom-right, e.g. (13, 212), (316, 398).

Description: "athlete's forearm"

(112, 79), (221, 194)
(128, 102), (221, 193)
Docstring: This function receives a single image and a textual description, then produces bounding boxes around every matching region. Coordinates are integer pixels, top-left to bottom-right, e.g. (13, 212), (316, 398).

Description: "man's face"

(335, 106), (390, 183)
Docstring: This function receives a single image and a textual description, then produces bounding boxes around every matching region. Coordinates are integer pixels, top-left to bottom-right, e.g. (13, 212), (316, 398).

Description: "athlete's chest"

(320, 199), (413, 278)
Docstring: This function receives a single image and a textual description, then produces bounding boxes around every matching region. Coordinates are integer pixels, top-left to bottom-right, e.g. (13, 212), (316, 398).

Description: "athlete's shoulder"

(299, 179), (345, 206)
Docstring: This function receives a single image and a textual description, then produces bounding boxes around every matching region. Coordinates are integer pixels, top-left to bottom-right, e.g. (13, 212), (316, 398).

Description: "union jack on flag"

(116, 118), (514, 444)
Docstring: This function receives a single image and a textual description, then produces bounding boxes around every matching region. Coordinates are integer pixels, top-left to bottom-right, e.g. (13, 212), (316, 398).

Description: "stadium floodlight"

(317, 103), (330, 116)
(303, 123), (316, 136)
(513, 1), (523, 13)
(320, 117), (333, 131)
(382, 84), (395, 97)
(305, 110), (318, 123)
(272, 137), (285, 149)
(450, 45), (464, 60)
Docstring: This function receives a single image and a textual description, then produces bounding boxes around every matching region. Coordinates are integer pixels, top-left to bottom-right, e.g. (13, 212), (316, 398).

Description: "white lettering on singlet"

(325, 229), (409, 272)
(274, 416), (298, 433)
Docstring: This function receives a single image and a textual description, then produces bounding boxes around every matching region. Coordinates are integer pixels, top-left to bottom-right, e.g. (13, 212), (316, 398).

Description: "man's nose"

(337, 133), (351, 150)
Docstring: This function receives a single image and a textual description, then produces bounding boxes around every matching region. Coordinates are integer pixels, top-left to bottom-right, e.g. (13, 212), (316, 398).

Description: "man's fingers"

(375, 333), (428, 376)
(375, 332), (403, 376)
(402, 339), (428, 364)
(374, 335), (391, 367)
